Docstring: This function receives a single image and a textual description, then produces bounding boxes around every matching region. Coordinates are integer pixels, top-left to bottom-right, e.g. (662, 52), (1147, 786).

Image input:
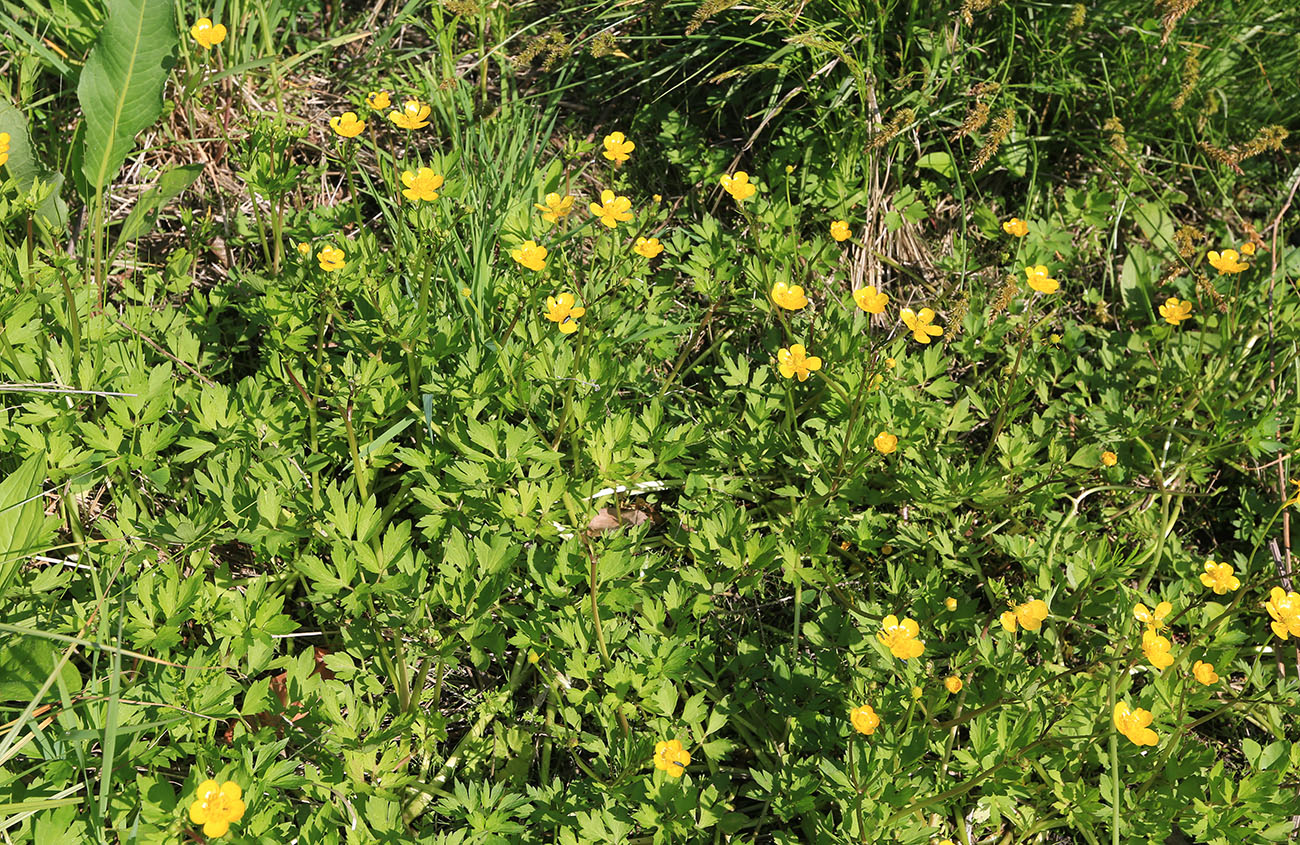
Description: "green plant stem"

(883, 736), (1055, 824)
(551, 324), (584, 451)
(344, 395), (368, 501)
(1107, 659), (1120, 845)
(847, 739), (868, 841)
(53, 263), (81, 359)
(410, 238), (434, 400)
(578, 533), (631, 738)
(980, 326), (1028, 464)
(344, 145), (365, 232)
(0, 329), (27, 381)
(24, 215), (35, 290)
(1136, 493), (1182, 592)
(90, 192), (107, 311)
(308, 307), (331, 506)
(656, 300), (720, 400)
(790, 563), (802, 665)
(254, 4), (286, 120)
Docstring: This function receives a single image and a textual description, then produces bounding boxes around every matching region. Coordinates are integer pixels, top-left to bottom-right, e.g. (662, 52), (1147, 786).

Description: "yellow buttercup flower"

(1134, 601), (1172, 630)
(366, 90), (391, 110)
(653, 738), (691, 777)
(388, 100), (431, 130)
(719, 171), (756, 203)
(944, 676), (963, 694)
(401, 168), (444, 202)
(945, 596), (957, 611)
(589, 189), (633, 228)
(188, 779), (245, 838)
(634, 237), (664, 258)
(1002, 217), (1029, 237)
(1000, 599), (1049, 633)
(1101, 450), (1118, 467)
(534, 192), (575, 224)
(1142, 628), (1174, 670)
(1024, 264), (1059, 294)
(1159, 297), (1193, 325)
(1113, 702), (1158, 747)
(853, 285), (889, 314)
(602, 131), (635, 163)
(1240, 242), (1256, 256)
(1207, 248), (1248, 274)
(544, 292), (586, 335)
(878, 614), (925, 660)
(1199, 561), (1240, 595)
(190, 18), (227, 50)
(316, 246), (345, 272)
(296, 242), (311, 256)
(1265, 586), (1300, 640)
(770, 281), (808, 311)
(777, 344), (822, 382)
(873, 431), (898, 454)
(329, 111), (366, 138)
(849, 704), (880, 736)
(830, 220), (851, 242)
(0, 132), (9, 169)
(1192, 660), (1219, 685)
(511, 240), (548, 272)
(900, 308), (943, 344)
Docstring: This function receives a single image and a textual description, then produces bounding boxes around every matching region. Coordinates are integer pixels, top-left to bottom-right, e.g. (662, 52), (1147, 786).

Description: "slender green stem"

(58, 266), (83, 376)
(847, 739), (868, 841)
(344, 395), (369, 501)
(980, 328), (1028, 463)
(578, 532), (631, 738)
(551, 321), (585, 451)
(344, 146), (365, 232)
(1137, 493), (1182, 592)
(1108, 658), (1121, 845)
(24, 215), (35, 290)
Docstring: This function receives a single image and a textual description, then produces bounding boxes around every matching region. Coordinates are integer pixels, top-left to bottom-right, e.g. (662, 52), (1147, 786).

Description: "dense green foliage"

(1, 0), (1299, 842)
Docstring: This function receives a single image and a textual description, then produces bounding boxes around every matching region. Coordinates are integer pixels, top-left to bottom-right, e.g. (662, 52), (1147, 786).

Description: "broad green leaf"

(76, 0), (177, 193)
(113, 162), (203, 249)
(916, 151), (955, 179)
(0, 101), (68, 229)
(0, 453), (55, 604)
(0, 638), (83, 701)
